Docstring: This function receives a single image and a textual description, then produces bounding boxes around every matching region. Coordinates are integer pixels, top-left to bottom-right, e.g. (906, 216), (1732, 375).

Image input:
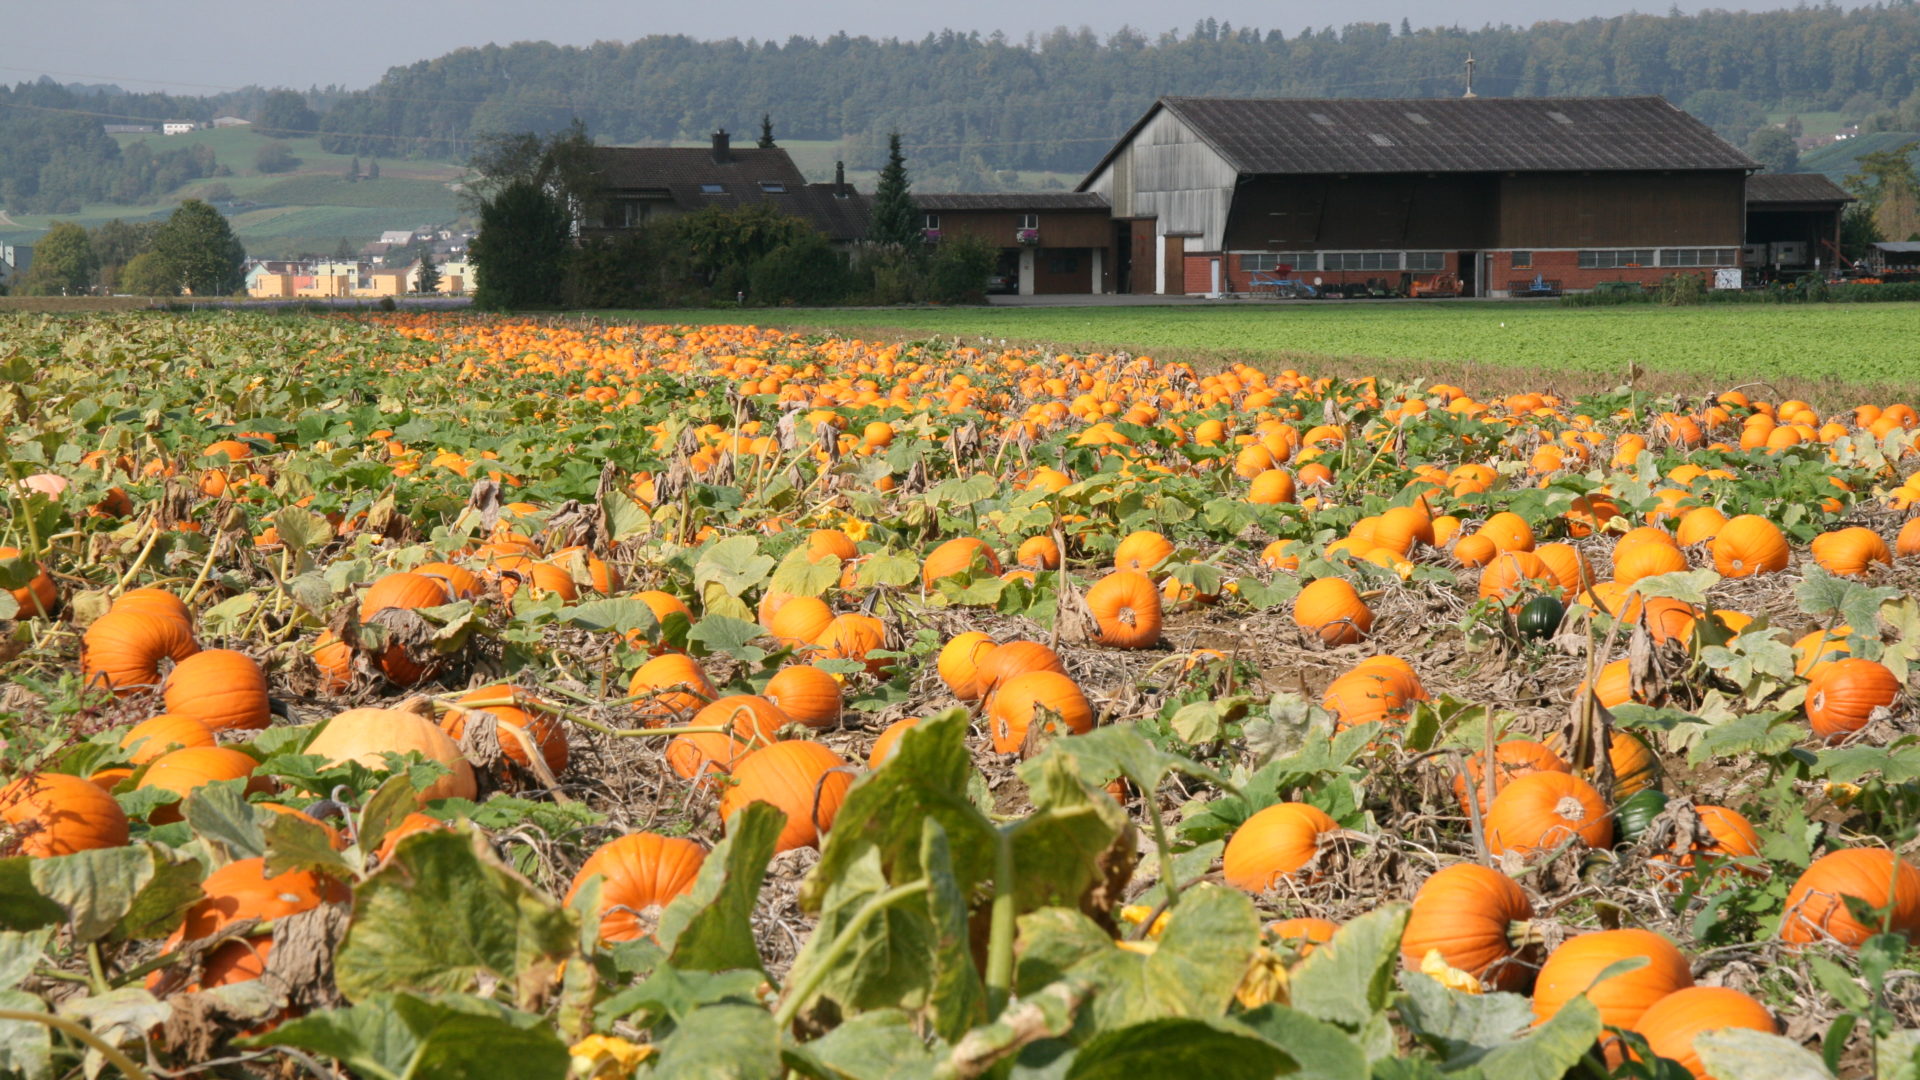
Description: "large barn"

(1078, 96), (1761, 297)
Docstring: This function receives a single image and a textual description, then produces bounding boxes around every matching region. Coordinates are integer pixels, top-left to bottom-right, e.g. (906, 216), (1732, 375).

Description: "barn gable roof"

(1745, 172), (1855, 205)
(1079, 96), (1757, 188)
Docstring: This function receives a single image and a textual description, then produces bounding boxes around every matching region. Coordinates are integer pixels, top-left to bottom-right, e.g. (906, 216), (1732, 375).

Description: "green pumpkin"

(1516, 595), (1566, 640)
(1614, 788), (1668, 845)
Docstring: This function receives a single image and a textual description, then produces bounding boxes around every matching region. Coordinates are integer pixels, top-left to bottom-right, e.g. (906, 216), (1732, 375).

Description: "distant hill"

(1799, 131), (1920, 185)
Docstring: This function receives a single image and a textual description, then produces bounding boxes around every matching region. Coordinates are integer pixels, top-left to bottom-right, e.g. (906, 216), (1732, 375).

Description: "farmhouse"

(913, 193), (1115, 295)
(584, 131), (869, 244)
(1078, 96), (1760, 297)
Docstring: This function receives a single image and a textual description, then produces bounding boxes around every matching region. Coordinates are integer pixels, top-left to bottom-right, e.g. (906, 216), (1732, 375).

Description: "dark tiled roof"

(1746, 172), (1856, 205)
(590, 146), (868, 241)
(913, 192), (1110, 211)
(1082, 97), (1757, 185)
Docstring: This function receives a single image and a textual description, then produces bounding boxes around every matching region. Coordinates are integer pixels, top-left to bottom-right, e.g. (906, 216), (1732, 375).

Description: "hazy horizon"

(4, 0), (1881, 95)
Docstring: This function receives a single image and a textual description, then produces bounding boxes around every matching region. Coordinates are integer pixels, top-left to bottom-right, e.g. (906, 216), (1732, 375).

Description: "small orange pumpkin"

(719, 740), (854, 853)
(1483, 771), (1612, 857)
(1085, 570), (1164, 649)
(1222, 802), (1339, 892)
(162, 649), (271, 732)
(764, 665), (843, 729)
(986, 671), (1093, 754)
(565, 832), (707, 942)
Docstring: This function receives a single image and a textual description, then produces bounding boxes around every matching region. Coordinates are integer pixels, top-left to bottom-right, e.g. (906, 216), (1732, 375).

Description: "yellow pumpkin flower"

(570, 1035), (654, 1079)
(1419, 948), (1483, 994)
(1117, 904), (1172, 939)
(1235, 946), (1291, 1009)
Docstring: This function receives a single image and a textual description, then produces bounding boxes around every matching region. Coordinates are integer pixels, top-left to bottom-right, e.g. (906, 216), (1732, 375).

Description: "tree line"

(469, 130), (993, 310)
(312, 4), (1920, 176)
(3, 200), (246, 297)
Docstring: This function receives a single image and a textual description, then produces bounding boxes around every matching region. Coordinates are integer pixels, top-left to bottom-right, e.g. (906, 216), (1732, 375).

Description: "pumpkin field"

(4, 311), (1920, 1079)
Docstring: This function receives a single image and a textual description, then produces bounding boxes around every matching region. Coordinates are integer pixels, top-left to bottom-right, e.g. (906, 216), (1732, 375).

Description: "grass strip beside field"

(592, 301), (1920, 402)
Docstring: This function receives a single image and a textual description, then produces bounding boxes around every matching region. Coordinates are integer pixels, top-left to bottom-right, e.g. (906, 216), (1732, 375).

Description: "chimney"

(711, 129), (732, 164)
(835, 160), (846, 192)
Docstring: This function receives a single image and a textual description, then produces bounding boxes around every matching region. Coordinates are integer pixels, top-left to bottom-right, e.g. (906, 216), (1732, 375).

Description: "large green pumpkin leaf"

(1062, 1018), (1296, 1080)
(243, 992), (570, 1080)
(658, 800), (781, 973)
(333, 827), (576, 1007)
(1286, 902), (1409, 1029)
(648, 1003), (783, 1079)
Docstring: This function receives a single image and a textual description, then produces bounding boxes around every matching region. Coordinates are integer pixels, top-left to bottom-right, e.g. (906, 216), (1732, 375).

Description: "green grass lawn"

(599, 301), (1920, 397)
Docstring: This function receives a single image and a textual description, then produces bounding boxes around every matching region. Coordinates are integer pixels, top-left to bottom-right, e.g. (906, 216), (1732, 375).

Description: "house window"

(699, 183), (725, 194)
(1662, 248), (1736, 267)
(1018, 213), (1039, 230)
(1578, 249), (1656, 269)
(923, 213), (940, 230)
(759, 182), (787, 193)
(1511, 250), (1533, 269)
(1405, 252), (1445, 272)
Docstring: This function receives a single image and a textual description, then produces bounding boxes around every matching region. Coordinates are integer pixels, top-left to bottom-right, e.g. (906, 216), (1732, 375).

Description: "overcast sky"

(4, 0), (1861, 93)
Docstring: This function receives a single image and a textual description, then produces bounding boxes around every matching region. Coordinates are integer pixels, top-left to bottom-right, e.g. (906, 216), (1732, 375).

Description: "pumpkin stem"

(1554, 795), (1587, 822)
(1507, 919), (1545, 949)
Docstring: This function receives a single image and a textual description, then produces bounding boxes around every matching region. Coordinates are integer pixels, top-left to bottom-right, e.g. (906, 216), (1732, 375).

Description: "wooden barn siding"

(1497, 171), (1746, 247)
(1222, 175), (1497, 251)
(1088, 110), (1238, 250)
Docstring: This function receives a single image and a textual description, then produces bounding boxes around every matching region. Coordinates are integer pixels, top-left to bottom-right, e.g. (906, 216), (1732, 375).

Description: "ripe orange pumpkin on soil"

(304, 707), (478, 803)
(162, 648), (272, 732)
(1292, 578), (1372, 646)
(1483, 771), (1612, 857)
(441, 684), (570, 775)
(1532, 929), (1693, 1034)
(1400, 863), (1538, 992)
(0, 773), (131, 856)
(1628, 986), (1776, 1079)
(566, 832), (707, 941)
(986, 671), (1093, 754)
(1086, 570), (1164, 649)
(1780, 848), (1920, 947)
(719, 740), (854, 853)
(1222, 802), (1339, 892)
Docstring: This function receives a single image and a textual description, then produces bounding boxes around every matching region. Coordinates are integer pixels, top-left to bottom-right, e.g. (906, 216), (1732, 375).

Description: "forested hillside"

(5, 4), (1920, 214)
(314, 4), (1920, 176)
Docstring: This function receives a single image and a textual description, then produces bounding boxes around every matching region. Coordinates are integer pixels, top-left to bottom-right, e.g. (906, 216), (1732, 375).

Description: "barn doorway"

(1456, 251), (1478, 298)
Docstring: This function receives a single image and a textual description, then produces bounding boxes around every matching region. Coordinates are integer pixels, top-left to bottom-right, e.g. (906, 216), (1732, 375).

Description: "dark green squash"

(1614, 788), (1669, 845)
(1516, 595), (1566, 640)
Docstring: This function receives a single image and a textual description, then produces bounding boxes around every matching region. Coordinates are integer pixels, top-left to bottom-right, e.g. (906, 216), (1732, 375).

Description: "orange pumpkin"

(303, 707), (478, 803)
(1292, 578), (1372, 646)
(976, 640), (1066, 690)
(1780, 847), (1920, 946)
(694, 695), (793, 746)
(815, 612), (891, 676)
(1629, 986), (1776, 1080)
(1806, 658), (1901, 741)
(1267, 917), (1337, 954)
(0, 546), (57, 616)
(719, 740), (853, 853)
(1016, 535), (1062, 569)
(766, 595), (834, 648)
(1483, 771), (1612, 857)
(1085, 570), (1164, 649)
(1112, 530), (1175, 572)
(565, 832), (707, 941)
(1400, 863), (1538, 992)
(921, 537), (1001, 587)
(120, 714), (216, 764)
(1222, 802), (1339, 892)
(986, 671), (1094, 753)
(136, 747), (273, 824)
(868, 717), (921, 768)
(764, 665), (843, 729)
(161, 649), (271, 732)
(441, 685), (570, 775)
(81, 611), (200, 696)
(1612, 539), (1689, 585)
(664, 729), (745, 788)
(1811, 527), (1892, 577)
(1531, 929), (1693, 1034)
(1452, 739), (1569, 814)
(1478, 550), (1561, 603)
(1710, 515), (1789, 578)
(627, 653), (718, 723)
(0, 773), (131, 856)
(110, 587), (194, 629)
(937, 632), (998, 701)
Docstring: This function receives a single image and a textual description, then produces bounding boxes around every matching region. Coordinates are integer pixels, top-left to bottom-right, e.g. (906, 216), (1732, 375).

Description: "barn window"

(923, 213), (940, 230)
(700, 183), (726, 194)
(1662, 248), (1736, 267)
(1368, 133), (1395, 147)
(1018, 213), (1039, 230)
(1578, 249), (1655, 269)
(1309, 112), (1334, 126)
(1405, 252), (1445, 272)
(759, 182), (787, 193)
(1511, 250), (1533, 269)
(1242, 252), (1318, 273)
(1547, 111), (1575, 125)
(1404, 112), (1430, 125)
(1324, 251), (1396, 271)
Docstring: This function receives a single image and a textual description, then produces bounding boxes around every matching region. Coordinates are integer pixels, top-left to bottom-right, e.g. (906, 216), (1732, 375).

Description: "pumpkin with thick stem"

(566, 832), (707, 942)
(1400, 863), (1540, 992)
